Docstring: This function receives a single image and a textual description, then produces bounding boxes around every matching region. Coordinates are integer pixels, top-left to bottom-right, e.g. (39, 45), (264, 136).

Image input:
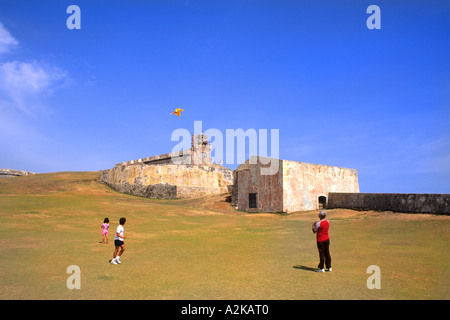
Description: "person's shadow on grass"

(293, 265), (316, 272)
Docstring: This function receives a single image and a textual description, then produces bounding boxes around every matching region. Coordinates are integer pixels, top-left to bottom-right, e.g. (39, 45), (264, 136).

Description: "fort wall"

(235, 159), (284, 212)
(233, 157), (359, 213)
(100, 163), (233, 199)
(282, 160), (359, 212)
(328, 192), (450, 215)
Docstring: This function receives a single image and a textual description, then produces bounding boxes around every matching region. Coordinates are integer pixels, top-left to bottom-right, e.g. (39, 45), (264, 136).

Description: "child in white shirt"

(111, 217), (126, 264)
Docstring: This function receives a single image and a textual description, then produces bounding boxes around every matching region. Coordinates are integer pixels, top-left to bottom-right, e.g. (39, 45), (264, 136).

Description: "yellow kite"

(170, 108), (184, 117)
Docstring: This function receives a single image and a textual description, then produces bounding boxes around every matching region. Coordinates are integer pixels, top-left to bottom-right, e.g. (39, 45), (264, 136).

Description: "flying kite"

(170, 108), (184, 117)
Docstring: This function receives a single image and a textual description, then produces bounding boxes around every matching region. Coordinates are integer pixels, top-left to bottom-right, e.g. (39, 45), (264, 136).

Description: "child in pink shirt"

(101, 218), (110, 244)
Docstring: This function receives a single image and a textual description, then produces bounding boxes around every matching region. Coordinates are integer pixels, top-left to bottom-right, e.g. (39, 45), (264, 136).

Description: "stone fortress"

(100, 134), (361, 213)
(100, 134), (234, 199)
(2, 134), (447, 214)
(233, 156), (359, 213)
(100, 134), (449, 214)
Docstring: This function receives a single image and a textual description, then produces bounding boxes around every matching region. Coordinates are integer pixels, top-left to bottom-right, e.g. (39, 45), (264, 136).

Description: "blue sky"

(0, 0), (449, 193)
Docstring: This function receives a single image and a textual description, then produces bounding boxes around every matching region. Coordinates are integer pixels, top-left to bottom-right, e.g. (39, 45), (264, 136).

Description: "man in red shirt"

(312, 210), (332, 272)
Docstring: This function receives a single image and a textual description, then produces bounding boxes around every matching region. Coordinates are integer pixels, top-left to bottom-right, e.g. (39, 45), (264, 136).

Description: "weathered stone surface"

(282, 159), (359, 212)
(100, 163), (233, 199)
(234, 158), (284, 212)
(0, 169), (36, 178)
(328, 192), (450, 214)
(102, 178), (178, 199)
(117, 134), (212, 167)
(100, 134), (233, 199)
(233, 156), (359, 213)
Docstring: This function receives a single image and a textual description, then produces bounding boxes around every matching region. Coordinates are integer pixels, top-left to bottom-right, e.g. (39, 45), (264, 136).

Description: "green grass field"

(0, 172), (448, 299)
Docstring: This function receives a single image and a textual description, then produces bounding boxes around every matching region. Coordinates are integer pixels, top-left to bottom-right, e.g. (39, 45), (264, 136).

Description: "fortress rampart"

(99, 135), (448, 214)
(100, 134), (234, 199)
(100, 163), (233, 199)
(328, 192), (450, 215)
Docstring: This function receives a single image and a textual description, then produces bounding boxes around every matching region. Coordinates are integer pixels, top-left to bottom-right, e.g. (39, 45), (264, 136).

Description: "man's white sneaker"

(315, 268), (325, 272)
(326, 268), (332, 272)
(116, 257), (121, 264)
(110, 259), (118, 265)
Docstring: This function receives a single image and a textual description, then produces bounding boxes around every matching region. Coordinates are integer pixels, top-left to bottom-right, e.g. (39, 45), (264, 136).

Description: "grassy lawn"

(0, 172), (448, 299)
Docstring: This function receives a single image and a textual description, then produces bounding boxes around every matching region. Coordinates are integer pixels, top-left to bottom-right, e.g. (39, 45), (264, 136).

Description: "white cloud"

(0, 60), (68, 114)
(0, 21), (69, 116)
(0, 22), (19, 54)
(0, 20), (70, 173)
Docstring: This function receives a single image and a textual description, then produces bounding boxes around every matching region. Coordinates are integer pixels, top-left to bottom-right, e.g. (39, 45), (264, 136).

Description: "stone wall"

(282, 160), (359, 212)
(233, 157), (359, 213)
(0, 169), (36, 178)
(100, 163), (234, 199)
(328, 192), (450, 215)
(116, 134), (212, 167)
(234, 158), (284, 212)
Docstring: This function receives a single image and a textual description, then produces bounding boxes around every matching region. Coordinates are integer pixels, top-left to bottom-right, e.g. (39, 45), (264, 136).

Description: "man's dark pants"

(317, 239), (331, 269)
